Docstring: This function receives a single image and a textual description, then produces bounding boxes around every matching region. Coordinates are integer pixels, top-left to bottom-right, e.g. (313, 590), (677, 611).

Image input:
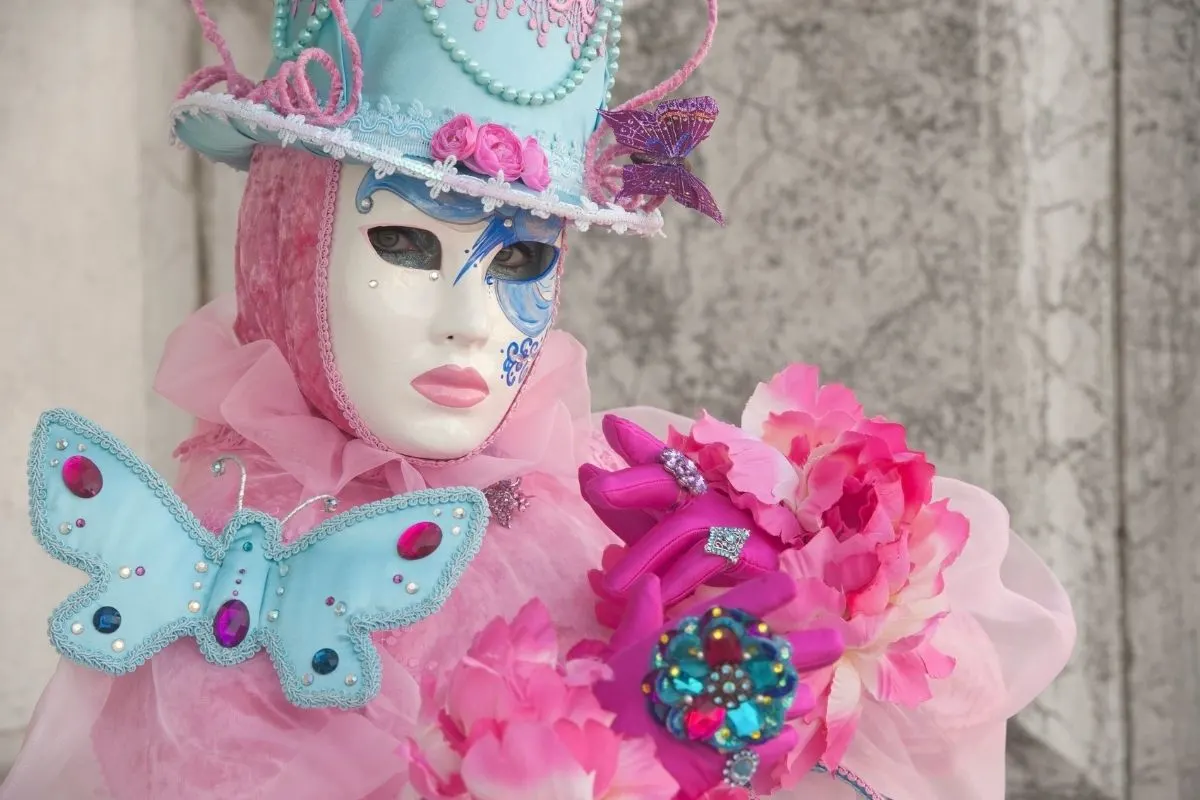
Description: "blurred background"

(0, 1), (1196, 798)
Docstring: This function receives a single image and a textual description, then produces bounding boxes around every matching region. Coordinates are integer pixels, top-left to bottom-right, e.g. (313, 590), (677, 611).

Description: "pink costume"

(1, 1), (1075, 797)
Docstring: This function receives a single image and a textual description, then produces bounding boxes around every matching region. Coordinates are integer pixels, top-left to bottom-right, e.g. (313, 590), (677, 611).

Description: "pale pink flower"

(666, 412), (802, 542)
(430, 114), (479, 161)
(405, 600), (677, 800)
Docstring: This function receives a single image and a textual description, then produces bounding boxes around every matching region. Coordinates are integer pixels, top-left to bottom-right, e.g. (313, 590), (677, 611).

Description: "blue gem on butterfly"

(643, 606), (799, 788)
(92, 606), (121, 634)
(26, 409), (491, 710)
(312, 648), (340, 675)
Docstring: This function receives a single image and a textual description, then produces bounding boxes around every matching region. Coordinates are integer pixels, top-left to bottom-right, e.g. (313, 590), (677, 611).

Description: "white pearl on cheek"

(429, 272), (441, 282)
(368, 279), (379, 289)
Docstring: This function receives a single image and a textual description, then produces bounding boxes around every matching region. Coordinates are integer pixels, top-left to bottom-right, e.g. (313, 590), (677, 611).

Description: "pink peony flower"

(666, 412), (803, 543)
(430, 114), (479, 161)
(404, 600), (678, 800)
(466, 122), (525, 179)
(670, 364), (971, 775)
(520, 136), (552, 191)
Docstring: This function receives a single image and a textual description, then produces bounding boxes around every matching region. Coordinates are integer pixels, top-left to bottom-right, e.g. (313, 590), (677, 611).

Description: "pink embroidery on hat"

(519, 0), (598, 57)
(434, 0), (514, 32)
(436, 0), (597, 55)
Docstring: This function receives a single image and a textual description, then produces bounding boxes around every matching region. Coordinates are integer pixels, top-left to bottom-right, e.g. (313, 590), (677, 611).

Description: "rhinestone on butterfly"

(642, 607), (799, 787)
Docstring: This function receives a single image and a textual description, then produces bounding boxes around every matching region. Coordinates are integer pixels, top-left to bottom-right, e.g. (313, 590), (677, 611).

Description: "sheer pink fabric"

(614, 406), (1076, 800)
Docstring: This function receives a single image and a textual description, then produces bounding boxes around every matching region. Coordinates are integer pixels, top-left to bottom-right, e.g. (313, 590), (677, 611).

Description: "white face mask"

(326, 164), (562, 459)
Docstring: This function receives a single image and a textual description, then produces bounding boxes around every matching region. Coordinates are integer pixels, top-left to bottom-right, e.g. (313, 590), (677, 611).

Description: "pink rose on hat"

(429, 115), (553, 191)
(429, 113), (478, 161)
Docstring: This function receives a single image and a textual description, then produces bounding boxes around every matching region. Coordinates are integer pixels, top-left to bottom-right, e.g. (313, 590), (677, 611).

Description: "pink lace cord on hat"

(583, 0), (718, 210)
(177, 0), (364, 128)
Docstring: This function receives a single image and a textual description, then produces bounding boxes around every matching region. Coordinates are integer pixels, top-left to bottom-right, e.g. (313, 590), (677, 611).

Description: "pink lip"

(411, 365), (491, 409)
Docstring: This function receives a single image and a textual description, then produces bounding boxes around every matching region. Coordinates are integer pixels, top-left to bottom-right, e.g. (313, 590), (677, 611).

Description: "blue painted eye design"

(367, 226), (441, 270)
(487, 242), (558, 282)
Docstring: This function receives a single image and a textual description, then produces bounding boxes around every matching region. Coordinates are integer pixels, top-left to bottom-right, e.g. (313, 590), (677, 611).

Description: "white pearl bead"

(118, 567), (132, 579)
(267, 610), (279, 622)
(55, 439), (68, 451)
(195, 562), (208, 573)
(193, 581), (202, 590)
(452, 508), (465, 519)
(71, 622), (84, 635)
(111, 640), (125, 653)
(188, 601), (201, 613)
(58, 523), (72, 535)
(406, 582), (419, 595)
(451, 526), (461, 536)
(344, 674), (357, 686)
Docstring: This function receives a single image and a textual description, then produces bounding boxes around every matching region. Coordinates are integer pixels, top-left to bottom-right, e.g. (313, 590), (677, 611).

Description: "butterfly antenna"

(210, 456), (248, 515)
(281, 495), (339, 527)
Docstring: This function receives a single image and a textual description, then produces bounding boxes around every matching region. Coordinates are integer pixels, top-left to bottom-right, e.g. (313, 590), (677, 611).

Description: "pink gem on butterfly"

(599, 96), (725, 224)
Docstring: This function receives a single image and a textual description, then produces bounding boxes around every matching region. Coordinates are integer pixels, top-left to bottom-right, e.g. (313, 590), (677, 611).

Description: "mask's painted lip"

(411, 365), (490, 409)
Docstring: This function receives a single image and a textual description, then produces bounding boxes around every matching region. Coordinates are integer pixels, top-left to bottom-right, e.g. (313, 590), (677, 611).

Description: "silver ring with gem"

(705, 526), (750, 564)
(659, 447), (707, 495)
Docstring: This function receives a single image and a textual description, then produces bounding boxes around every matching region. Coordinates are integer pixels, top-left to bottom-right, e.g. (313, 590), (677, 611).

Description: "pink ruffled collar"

(156, 297), (594, 497)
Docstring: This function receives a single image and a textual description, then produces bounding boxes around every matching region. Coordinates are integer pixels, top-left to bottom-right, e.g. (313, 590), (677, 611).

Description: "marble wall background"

(0, 1), (1195, 797)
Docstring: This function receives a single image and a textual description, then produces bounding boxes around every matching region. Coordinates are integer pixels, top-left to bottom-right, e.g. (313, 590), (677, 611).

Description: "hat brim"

(171, 92), (663, 237)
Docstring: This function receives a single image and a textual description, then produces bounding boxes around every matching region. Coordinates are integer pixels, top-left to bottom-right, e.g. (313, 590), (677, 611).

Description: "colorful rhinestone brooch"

(643, 606), (799, 788)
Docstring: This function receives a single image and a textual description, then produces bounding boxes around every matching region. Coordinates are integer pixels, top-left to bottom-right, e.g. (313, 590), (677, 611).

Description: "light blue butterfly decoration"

(28, 409), (488, 709)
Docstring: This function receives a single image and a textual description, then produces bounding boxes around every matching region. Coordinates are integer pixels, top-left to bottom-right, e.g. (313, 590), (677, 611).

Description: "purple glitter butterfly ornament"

(599, 96), (725, 225)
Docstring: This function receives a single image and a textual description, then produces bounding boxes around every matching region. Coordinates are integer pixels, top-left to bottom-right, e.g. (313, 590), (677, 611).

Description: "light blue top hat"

(173, 0), (664, 235)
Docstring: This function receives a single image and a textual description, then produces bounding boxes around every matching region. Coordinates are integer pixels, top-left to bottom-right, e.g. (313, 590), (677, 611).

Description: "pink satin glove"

(581, 414), (783, 607)
(593, 571), (843, 799)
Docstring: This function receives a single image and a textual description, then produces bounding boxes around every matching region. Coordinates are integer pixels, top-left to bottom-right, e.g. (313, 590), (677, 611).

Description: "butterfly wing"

(28, 409), (224, 673)
(617, 164), (725, 225)
(261, 488), (488, 708)
(601, 96), (719, 159)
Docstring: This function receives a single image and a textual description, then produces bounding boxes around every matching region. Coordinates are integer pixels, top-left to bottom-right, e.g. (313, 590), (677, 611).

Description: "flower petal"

(460, 724), (595, 800)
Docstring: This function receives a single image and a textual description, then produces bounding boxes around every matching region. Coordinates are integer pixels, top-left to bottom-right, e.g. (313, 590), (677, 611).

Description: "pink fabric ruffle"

(609, 406), (1076, 800)
(0, 299), (618, 800)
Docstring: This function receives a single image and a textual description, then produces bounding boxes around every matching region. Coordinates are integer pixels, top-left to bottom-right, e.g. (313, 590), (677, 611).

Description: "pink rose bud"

(519, 136), (551, 191)
(465, 123), (524, 179)
(430, 114), (479, 161)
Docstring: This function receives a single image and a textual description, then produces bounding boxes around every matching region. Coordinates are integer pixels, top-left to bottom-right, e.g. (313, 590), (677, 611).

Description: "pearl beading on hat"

(273, 0), (332, 59)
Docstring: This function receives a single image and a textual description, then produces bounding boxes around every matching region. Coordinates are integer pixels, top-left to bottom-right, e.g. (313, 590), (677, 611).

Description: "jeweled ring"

(659, 448), (707, 495)
(705, 526), (750, 564)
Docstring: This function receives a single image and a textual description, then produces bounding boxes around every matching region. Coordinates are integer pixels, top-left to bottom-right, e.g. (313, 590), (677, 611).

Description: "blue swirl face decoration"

(323, 165), (565, 460)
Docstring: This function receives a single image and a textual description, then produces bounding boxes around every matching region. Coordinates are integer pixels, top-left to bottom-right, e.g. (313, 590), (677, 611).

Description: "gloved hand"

(581, 414), (786, 607)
